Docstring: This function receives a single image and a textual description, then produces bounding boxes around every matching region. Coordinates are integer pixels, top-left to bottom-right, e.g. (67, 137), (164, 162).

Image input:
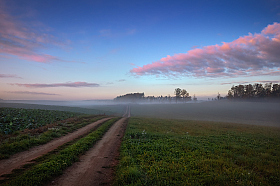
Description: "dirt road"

(122, 105), (131, 118)
(49, 117), (128, 186)
(0, 117), (110, 178)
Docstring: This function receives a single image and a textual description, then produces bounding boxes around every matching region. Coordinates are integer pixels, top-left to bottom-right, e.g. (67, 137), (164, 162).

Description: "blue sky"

(0, 0), (280, 100)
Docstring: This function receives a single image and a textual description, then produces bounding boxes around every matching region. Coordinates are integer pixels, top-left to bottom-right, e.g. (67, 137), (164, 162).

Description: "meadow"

(1, 101), (280, 185)
(115, 117), (280, 185)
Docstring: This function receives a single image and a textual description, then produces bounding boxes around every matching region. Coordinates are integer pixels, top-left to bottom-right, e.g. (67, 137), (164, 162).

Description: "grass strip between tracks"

(3, 117), (120, 186)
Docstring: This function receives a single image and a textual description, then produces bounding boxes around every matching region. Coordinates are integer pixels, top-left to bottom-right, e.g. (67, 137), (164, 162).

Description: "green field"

(115, 117), (280, 185)
(0, 102), (117, 116)
(0, 107), (81, 134)
(1, 102), (280, 185)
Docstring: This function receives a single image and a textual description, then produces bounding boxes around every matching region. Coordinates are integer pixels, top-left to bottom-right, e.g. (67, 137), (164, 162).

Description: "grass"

(3, 117), (120, 186)
(0, 114), (106, 159)
(115, 117), (280, 185)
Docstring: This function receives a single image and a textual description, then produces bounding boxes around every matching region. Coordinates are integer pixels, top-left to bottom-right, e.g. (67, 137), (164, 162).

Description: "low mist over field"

(2, 99), (279, 127)
(83, 100), (280, 127)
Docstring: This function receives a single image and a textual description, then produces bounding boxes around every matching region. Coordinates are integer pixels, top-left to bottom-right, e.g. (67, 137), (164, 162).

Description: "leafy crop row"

(0, 114), (106, 159)
(0, 108), (81, 134)
(115, 117), (280, 185)
(4, 117), (120, 186)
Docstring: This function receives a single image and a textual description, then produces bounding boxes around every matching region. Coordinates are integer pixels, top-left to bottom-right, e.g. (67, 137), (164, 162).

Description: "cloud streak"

(221, 80), (280, 85)
(131, 22), (280, 78)
(6, 91), (59, 96)
(0, 74), (22, 78)
(0, 3), (74, 63)
(11, 82), (100, 88)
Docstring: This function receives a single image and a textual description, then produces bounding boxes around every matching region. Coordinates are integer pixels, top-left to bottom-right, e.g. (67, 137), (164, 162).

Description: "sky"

(0, 0), (280, 101)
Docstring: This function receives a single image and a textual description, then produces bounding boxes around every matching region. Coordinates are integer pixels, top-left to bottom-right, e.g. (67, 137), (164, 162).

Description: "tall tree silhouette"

(174, 88), (182, 103)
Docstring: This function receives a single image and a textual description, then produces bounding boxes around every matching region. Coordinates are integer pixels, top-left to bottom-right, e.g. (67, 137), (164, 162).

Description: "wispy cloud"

(10, 82), (100, 88)
(131, 22), (280, 78)
(0, 74), (22, 78)
(6, 91), (59, 96)
(0, 3), (76, 63)
(117, 79), (126, 82)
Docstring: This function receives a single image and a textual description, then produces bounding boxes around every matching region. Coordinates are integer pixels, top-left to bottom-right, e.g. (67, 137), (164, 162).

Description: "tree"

(174, 88), (182, 103)
(226, 82), (280, 100)
(193, 94), (197, 101)
(227, 90), (233, 99)
(181, 89), (189, 102)
(272, 84), (280, 97)
(264, 83), (272, 97)
(244, 84), (254, 98)
(217, 92), (221, 100)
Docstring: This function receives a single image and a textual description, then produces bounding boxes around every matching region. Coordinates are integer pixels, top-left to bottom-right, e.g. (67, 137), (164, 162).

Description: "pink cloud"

(131, 22), (280, 78)
(11, 82), (100, 88)
(0, 4), (72, 63)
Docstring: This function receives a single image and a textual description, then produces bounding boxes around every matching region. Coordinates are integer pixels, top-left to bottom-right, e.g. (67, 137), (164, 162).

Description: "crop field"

(0, 107), (106, 159)
(1, 101), (280, 185)
(115, 117), (280, 185)
(0, 107), (81, 134)
(0, 102), (117, 116)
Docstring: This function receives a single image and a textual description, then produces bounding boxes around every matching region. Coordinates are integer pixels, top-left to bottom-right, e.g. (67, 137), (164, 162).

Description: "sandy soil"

(0, 117), (110, 178)
(49, 117), (128, 186)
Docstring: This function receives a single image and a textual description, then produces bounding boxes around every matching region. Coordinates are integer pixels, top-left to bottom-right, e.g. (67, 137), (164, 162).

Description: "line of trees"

(227, 83), (280, 99)
(174, 88), (194, 102)
(114, 88), (196, 103)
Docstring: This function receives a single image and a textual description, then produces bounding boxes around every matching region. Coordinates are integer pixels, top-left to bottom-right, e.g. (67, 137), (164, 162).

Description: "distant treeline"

(227, 83), (280, 99)
(114, 89), (196, 103)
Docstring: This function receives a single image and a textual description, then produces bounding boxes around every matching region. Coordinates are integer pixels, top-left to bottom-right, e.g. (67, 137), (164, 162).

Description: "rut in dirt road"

(49, 117), (128, 186)
(0, 117), (111, 178)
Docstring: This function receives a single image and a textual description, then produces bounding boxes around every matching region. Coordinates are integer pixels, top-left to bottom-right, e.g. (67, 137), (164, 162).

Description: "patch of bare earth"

(0, 117), (111, 178)
(49, 117), (128, 186)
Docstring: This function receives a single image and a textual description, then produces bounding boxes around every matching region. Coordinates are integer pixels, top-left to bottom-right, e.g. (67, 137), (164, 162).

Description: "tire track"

(122, 105), (130, 118)
(49, 117), (128, 186)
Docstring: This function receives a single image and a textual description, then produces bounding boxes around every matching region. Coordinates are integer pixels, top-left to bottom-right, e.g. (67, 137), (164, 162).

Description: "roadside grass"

(0, 113), (106, 159)
(3, 117), (120, 186)
(115, 117), (280, 185)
